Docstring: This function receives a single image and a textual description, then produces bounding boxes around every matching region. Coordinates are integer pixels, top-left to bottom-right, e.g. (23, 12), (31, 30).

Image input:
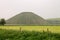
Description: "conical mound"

(6, 12), (48, 25)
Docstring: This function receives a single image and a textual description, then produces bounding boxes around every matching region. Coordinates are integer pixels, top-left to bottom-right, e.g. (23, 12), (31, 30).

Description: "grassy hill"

(6, 12), (48, 25)
(47, 18), (60, 25)
(47, 18), (60, 20)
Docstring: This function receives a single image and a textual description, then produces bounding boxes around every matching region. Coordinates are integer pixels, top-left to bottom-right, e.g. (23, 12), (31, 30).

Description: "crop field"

(0, 26), (60, 40)
(0, 26), (60, 33)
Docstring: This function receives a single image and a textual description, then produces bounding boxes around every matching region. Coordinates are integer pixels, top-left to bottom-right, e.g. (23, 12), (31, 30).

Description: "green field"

(0, 29), (60, 40)
(0, 26), (60, 33)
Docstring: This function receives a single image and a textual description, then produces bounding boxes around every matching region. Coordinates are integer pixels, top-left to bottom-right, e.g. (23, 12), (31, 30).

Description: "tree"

(0, 19), (6, 25)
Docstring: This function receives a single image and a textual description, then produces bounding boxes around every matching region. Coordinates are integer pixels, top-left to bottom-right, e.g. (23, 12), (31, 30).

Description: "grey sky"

(0, 0), (60, 20)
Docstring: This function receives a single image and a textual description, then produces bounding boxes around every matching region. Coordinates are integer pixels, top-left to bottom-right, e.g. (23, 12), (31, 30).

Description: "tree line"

(0, 18), (6, 25)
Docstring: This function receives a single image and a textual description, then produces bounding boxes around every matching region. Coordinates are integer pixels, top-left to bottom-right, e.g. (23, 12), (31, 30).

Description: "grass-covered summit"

(6, 12), (48, 25)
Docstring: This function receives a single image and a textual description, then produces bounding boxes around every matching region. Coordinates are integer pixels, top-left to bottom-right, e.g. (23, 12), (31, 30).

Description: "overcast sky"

(0, 0), (60, 20)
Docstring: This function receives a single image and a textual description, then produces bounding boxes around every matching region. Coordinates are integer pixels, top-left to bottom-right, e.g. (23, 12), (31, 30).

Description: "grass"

(0, 26), (60, 40)
(0, 26), (60, 33)
(0, 29), (60, 40)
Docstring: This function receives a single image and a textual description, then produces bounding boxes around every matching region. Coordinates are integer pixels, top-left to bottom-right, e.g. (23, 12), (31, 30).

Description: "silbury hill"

(6, 12), (48, 25)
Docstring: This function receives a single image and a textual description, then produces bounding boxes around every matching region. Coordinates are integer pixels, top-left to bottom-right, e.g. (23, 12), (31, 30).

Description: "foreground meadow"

(0, 29), (60, 40)
(0, 26), (60, 33)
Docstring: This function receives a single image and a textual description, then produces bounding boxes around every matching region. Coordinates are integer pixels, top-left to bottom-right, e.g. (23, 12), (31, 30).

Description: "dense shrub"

(0, 29), (60, 40)
(0, 18), (6, 25)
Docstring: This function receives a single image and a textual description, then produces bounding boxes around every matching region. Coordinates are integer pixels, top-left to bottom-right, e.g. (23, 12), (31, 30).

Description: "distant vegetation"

(0, 29), (60, 40)
(0, 18), (6, 25)
(47, 18), (60, 25)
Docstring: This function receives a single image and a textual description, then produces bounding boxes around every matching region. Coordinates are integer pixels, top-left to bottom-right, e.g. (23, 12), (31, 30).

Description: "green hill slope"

(47, 18), (60, 25)
(6, 12), (48, 25)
